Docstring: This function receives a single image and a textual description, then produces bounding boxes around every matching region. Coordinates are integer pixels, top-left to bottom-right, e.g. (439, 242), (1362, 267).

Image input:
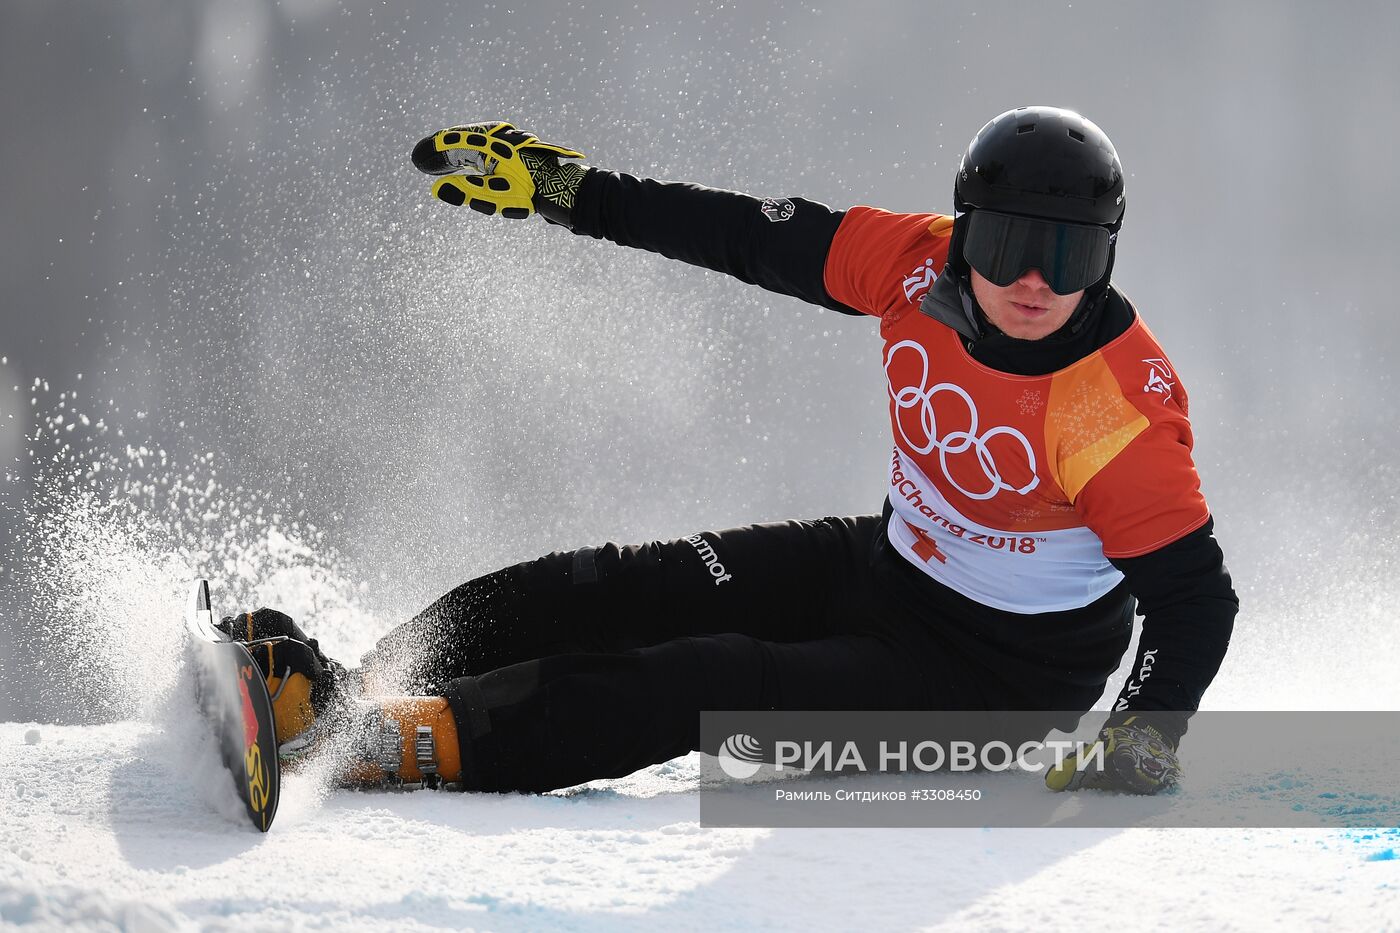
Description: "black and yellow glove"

(410, 121), (588, 224)
(1045, 713), (1182, 795)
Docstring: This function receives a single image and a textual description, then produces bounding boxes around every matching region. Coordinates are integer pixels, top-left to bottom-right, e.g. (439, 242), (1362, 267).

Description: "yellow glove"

(410, 120), (587, 221)
(1045, 714), (1182, 795)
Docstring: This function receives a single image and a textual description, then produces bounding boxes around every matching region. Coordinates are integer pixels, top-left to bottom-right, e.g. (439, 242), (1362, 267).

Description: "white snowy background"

(2, 1), (1399, 929)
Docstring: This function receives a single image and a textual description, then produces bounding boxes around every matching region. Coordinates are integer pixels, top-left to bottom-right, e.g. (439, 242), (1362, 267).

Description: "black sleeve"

(567, 168), (860, 315)
(1108, 517), (1238, 743)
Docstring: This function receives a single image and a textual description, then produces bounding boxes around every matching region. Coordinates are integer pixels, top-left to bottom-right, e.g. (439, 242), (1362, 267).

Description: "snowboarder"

(224, 107), (1236, 795)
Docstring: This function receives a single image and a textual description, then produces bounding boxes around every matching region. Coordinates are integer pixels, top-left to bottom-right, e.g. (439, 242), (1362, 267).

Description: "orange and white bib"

(826, 207), (1210, 613)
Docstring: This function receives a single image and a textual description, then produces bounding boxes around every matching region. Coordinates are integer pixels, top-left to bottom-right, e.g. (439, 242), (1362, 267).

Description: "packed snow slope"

(4, 719), (1399, 932)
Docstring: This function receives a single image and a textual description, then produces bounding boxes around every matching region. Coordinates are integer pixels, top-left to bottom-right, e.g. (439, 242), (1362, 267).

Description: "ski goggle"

(963, 210), (1113, 295)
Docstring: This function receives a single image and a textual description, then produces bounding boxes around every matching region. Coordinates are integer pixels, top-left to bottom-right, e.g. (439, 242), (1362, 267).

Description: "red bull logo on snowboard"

(238, 663), (272, 817)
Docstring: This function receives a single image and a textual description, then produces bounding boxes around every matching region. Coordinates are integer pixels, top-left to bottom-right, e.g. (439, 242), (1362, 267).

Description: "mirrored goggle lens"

(963, 210), (1111, 295)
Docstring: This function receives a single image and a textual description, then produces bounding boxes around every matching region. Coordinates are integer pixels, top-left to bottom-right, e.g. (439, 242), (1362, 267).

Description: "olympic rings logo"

(884, 340), (1040, 501)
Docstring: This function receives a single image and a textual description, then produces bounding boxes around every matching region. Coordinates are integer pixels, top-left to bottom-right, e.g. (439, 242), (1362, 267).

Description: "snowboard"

(185, 579), (282, 832)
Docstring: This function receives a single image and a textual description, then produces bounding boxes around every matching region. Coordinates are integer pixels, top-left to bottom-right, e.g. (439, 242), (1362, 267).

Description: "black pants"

(362, 511), (1135, 792)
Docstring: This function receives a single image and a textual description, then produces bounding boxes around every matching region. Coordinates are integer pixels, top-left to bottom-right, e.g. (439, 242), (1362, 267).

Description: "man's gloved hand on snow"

(1044, 712), (1182, 795)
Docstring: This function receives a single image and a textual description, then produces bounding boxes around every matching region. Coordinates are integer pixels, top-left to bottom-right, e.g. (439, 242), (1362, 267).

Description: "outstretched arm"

(411, 120), (858, 314)
(568, 171), (855, 314)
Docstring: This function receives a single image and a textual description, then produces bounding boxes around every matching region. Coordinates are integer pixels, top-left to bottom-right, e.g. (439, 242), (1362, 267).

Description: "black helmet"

(950, 106), (1125, 298)
(956, 106), (1124, 225)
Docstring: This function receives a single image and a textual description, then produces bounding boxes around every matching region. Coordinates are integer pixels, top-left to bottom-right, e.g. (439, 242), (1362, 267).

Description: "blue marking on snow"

(1340, 827), (1400, 863)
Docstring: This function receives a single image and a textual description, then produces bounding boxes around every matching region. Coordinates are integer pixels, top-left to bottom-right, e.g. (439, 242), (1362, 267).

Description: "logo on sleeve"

(1114, 648), (1159, 710)
(1142, 359), (1175, 402)
(685, 533), (733, 585)
(901, 258), (938, 304)
(760, 198), (795, 222)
